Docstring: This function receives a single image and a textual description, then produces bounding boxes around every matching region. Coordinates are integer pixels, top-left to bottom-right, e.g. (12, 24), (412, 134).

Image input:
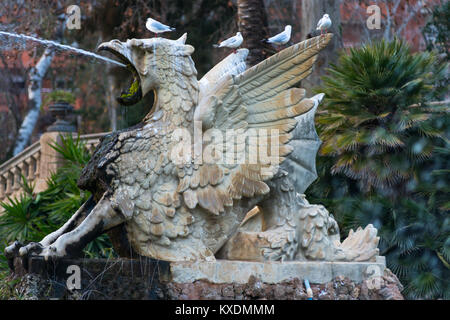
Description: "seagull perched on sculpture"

(213, 32), (243, 53)
(145, 17), (176, 36)
(316, 14), (332, 36)
(263, 25), (292, 47)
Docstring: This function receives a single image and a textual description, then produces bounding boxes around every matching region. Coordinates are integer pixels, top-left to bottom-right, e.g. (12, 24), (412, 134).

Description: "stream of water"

(0, 31), (126, 67)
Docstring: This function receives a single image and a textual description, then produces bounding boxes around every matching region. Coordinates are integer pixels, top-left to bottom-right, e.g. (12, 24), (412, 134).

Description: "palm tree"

(316, 39), (447, 196)
(307, 39), (449, 299)
(237, 0), (270, 66)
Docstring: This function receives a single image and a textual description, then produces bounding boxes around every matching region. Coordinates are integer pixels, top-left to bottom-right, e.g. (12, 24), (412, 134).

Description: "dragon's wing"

(198, 48), (249, 99)
(180, 34), (332, 215)
(281, 93), (324, 194)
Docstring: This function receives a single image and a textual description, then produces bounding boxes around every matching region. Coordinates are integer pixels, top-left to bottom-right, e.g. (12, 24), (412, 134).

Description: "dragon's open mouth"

(98, 46), (143, 106)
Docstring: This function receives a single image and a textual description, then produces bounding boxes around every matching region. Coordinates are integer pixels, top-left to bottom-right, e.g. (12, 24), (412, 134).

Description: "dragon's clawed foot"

(4, 239), (68, 271)
(18, 242), (44, 257)
(40, 245), (66, 261)
(4, 241), (45, 270)
(5, 241), (45, 259)
(4, 241), (22, 260)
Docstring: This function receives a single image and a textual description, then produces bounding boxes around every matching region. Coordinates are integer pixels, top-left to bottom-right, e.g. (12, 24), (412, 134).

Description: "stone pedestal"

(8, 256), (170, 300)
(170, 258), (387, 284)
(4, 256), (403, 300)
(34, 132), (66, 193)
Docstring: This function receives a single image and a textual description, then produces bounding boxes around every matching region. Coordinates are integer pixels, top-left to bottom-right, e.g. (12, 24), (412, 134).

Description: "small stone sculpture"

(5, 33), (380, 264)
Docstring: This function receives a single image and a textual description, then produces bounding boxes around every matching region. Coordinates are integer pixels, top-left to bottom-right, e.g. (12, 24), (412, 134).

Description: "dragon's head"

(98, 33), (195, 107)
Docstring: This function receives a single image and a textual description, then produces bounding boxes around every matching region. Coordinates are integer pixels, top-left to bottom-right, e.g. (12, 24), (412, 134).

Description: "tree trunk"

(237, 0), (271, 67)
(13, 48), (54, 155)
(12, 16), (66, 156)
(299, 0), (342, 91)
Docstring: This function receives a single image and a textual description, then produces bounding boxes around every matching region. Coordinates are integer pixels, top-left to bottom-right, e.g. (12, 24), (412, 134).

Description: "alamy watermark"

(66, 264), (81, 290)
(66, 5), (81, 30)
(365, 264), (383, 290)
(170, 122), (281, 176)
(366, 5), (381, 30)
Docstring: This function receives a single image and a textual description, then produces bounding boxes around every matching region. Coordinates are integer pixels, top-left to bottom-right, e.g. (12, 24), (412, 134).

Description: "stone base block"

(2, 256), (403, 300)
(170, 257), (387, 284)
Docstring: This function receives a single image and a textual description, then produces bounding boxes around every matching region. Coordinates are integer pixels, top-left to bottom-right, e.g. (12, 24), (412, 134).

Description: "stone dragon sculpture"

(5, 33), (380, 264)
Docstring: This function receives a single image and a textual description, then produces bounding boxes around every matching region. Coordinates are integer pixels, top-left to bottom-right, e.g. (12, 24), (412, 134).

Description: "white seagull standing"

(316, 14), (332, 35)
(146, 17), (176, 36)
(213, 32), (243, 53)
(263, 25), (292, 46)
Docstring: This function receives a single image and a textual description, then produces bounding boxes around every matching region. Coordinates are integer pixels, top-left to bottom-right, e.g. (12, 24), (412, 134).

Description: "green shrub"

(308, 39), (449, 299)
(316, 39), (447, 195)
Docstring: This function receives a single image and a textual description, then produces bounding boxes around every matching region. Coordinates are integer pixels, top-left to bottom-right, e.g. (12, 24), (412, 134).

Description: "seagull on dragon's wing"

(146, 17), (176, 36)
(213, 32), (243, 53)
(263, 25), (292, 46)
(316, 14), (332, 35)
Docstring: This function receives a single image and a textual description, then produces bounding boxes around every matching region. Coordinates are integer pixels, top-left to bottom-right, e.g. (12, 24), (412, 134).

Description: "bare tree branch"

(0, 52), (22, 127)
(396, 1), (425, 37)
(384, 0), (393, 41)
(12, 48), (54, 155)
(12, 14), (67, 155)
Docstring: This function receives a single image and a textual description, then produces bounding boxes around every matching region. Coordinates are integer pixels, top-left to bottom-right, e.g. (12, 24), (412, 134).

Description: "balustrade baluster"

(20, 162), (29, 183)
(25, 157), (35, 180)
(5, 171), (13, 195)
(35, 151), (41, 178)
(13, 167), (21, 191)
(0, 175), (6, 199)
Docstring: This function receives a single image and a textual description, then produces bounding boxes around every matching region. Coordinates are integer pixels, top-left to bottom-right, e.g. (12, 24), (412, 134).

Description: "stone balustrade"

(0, 141), (41, 203)
(0, 132), (108, 204)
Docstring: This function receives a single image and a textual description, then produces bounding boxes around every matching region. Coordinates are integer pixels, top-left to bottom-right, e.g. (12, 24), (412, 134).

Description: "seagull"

(145, 17), (176, 36)
(263, 25), (292, 46)
(316, 14), (332, 35)
(213, 32), (243, 53)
